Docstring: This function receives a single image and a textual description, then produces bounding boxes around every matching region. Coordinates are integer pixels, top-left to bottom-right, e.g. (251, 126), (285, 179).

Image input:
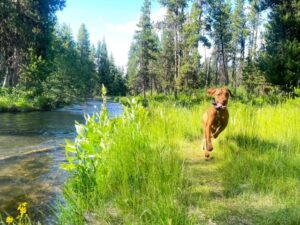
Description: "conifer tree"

(95, 40), (111, 93)
(135, 0), (158, 99)
(231, 0), (248, 90)
(127, 41), (140, 94)
(260, 0), (300, 90)
(159, 0), (188, 96)
(77, 24), (95, 97)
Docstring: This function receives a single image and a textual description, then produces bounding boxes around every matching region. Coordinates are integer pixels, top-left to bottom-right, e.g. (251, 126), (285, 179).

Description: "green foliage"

(179, 0), (206, 90)
(208, 0), (232, 85)
(61, 87), (113, 178)
(159, 21), (175, 93)
(0, 0), (65, 87)
(60, 95), (191, 224)
(260, 0), (300, 90)
(127, 41), (140, 94)
(60, 93), (300, 224)
(216, 101), (300, 224)
(130, 0), (159, 98)
(95, 41), (110, 93)
(19, 49), (51, 95)
(0, 88), (55, 112)
(76, 24), (95, 97)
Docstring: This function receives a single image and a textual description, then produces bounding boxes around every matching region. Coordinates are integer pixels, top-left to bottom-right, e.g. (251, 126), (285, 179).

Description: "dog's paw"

(207, 143), (214, 152)
(204, 150), (210, 158)
(205, 156), (214, 161)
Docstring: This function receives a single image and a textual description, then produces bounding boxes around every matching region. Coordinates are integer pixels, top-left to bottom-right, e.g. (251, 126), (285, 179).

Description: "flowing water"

(0, 100), (122, 224)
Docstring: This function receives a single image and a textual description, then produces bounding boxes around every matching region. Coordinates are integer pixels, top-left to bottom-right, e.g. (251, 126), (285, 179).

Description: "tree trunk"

(232, 53), (237, 92)
(2, 68), (9, 88)
(220, 35), (229, 85)
(214, 54), (219, 85)
(205, 57), (211, 87)
(143, 73), (146, 100)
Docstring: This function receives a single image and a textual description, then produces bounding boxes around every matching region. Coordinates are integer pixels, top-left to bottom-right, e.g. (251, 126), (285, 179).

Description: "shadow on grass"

(212, 203), (300, 225)
(226, 134), (279, 152)
(182, 136), (299, 225)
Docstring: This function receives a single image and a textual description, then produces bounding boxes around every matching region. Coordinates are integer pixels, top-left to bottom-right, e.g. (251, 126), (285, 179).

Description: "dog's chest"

(212, 111), (228, 128)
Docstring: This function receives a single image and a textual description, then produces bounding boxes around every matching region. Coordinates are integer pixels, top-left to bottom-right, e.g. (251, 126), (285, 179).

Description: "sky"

(56, 0), (166, 68)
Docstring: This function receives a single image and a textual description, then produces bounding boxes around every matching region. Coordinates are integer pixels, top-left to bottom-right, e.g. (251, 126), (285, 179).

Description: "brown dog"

(202, 87), (233, 159)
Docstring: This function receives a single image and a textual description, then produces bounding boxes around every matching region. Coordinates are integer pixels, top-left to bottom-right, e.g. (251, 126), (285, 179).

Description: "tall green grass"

(59, 97), (196, 225)
(0, 88), (55, 112)
(214, 99), (300, 225)
(60, 93), (300, 225)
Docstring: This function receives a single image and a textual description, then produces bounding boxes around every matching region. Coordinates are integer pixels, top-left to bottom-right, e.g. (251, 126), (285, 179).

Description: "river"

(0, 100), (122, 224)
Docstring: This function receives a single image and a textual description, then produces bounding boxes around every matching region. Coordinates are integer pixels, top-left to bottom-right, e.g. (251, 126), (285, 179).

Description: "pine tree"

(159, 0), (188, 96)
(76, 24), (95, 97)
(127, 41), (140, 94)
(0, 0), (65, 87)
(260, 0), (300, 91)
(44, 24), (82, 102)
(135, 0), (158, 99)
(231, 0), (248, 90)
(160, 21), (175, 93)
(208, 0), (232, 85)
(179, 0), (208, 90)
(95, 40), (111, 93)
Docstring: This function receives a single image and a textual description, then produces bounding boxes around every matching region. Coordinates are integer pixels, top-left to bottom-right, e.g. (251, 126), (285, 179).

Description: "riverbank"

(0, 88), (124, 113)
(0, 100), (123, 225)
(58, 97), (300, 225)
(0, 89), (60, 112)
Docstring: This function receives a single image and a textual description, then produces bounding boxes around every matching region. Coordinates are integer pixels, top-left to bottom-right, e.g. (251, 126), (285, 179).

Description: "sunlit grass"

(0, 88), (57, 112)
(59, 95), (300, 225)
(183, 99), (300, 225)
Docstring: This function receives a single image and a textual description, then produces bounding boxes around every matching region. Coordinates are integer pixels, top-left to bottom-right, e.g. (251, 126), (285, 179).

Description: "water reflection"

(0, 101), (122, 224)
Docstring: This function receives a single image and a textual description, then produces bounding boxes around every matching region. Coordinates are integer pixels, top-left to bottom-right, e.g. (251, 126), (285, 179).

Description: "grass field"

(59, 96), (300, 225)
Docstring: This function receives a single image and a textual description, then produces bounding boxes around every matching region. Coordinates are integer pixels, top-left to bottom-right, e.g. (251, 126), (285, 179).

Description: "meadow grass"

(182, 98), (300, 225)
(59, 96), (300, 225)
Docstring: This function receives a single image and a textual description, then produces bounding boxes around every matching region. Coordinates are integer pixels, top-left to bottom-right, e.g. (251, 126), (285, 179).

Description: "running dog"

(202, 87), (233, 159)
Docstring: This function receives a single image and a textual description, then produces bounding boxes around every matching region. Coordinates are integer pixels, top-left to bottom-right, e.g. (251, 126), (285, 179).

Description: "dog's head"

(207, 87), (233, 107)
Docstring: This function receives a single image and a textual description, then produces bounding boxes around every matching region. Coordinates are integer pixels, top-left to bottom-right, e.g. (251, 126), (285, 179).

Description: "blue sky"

(56, 0), (165, 68)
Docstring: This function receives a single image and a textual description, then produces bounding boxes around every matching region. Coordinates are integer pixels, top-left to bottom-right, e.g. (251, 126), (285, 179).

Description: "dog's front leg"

(213, 123), (227, 139)
(205, 119), (214, 152)
(213, 113), (229, 139)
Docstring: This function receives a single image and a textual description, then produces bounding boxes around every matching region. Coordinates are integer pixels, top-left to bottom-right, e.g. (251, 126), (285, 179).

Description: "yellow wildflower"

(20, 207), (27, 215)
(17, 202), (28, 215)
(17, 202), (28, 210)
(6, 216), (14, 224)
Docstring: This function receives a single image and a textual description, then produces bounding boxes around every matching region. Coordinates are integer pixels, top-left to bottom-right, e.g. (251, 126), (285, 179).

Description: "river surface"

(0, 100), (122, 224)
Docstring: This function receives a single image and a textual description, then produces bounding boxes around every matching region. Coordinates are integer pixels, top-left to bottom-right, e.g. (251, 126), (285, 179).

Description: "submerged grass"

(60, 95), (300, 225)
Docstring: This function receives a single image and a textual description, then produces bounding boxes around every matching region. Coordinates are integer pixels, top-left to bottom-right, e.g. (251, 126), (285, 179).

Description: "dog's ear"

(207, 88), (216, 96)
(228, 89), (234, 97)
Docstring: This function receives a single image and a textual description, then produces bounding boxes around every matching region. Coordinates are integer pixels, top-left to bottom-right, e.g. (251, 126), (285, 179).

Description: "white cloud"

(105, 20), (137, 35)
(151, 7), (166, 23)
(93, 7), (166, 68)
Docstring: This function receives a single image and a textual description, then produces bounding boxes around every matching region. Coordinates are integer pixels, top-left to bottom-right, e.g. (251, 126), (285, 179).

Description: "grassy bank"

(0, 88), (58, 112)
(59, 94), (300, 225)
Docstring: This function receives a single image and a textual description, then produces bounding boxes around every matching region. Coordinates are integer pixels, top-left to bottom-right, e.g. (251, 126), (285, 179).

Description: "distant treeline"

(0, 0), (127, 105)
(128, 0), (300, 97)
